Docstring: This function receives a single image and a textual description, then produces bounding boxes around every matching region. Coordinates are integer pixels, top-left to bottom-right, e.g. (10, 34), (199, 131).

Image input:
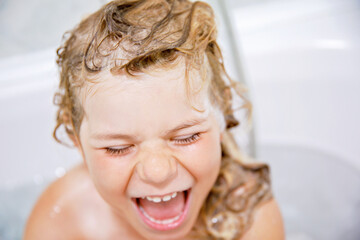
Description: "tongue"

(139, 191), (185, 220)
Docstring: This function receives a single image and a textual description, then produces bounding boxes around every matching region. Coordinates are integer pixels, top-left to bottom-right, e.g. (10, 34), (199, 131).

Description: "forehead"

(80, 62), (213, 128)
(85, 60), (209, 103)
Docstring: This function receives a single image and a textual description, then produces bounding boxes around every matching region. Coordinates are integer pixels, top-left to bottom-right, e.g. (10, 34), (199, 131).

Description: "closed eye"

(105, 133), (201, 155)
(173, 133), (201, 145)
(106, 145), (134, 156)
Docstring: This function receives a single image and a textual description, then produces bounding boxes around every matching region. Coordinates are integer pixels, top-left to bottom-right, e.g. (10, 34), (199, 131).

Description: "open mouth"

(132, 188), (191, 231)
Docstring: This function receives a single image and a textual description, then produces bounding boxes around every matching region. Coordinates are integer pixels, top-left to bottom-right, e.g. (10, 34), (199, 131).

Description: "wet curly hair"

(54, 0), (271, 239)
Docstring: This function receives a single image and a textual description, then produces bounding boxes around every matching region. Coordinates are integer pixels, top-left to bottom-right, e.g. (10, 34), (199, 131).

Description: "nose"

(136, 147), (177, 184)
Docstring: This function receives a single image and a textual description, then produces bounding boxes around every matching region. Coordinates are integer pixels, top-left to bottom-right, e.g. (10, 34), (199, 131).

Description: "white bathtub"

(0, 50), (81, 188)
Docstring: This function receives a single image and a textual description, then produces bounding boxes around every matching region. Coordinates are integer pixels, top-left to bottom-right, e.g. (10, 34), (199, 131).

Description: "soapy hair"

(54, 0), (261, 239)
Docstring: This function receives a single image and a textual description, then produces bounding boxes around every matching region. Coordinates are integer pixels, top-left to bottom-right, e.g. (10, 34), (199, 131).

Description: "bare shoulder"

(240, 198), (285, 240)
(23, 163), (103, 240)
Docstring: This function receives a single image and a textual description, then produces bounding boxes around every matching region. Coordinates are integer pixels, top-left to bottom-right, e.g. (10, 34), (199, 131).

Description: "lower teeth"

(139, 206), (181, 225)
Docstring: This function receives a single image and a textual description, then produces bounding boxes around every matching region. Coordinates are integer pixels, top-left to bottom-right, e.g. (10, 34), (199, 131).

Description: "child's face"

(78, 62), (223, 239)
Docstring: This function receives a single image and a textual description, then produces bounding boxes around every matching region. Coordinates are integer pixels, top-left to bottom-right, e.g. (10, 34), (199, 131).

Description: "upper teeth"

(144, 192), (178, 203)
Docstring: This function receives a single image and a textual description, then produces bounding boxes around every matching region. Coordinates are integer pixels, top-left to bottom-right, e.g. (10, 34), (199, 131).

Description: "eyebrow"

(163, 117), (207, 136)
(91, 117), (208, 141)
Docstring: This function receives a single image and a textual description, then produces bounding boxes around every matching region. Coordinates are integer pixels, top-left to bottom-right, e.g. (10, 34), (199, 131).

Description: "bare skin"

(24, 163), (284, 240)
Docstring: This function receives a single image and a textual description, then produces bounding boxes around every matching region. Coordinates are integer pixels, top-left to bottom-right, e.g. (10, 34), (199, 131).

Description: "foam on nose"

(138, 191), (185, 220)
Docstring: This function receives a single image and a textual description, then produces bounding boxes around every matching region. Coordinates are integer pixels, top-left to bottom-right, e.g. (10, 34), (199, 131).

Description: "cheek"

(182, 132), (222, 179)
(83, 147), (132, 196)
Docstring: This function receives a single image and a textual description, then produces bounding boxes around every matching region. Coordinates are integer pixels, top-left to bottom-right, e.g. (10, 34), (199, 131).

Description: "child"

(24, 0), (284, 239)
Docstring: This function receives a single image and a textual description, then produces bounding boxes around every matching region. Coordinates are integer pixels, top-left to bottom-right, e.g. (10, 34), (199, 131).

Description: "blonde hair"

(54, 1), (265, 239)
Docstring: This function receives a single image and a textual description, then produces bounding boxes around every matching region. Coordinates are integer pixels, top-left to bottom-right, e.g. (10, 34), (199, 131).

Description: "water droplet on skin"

(50, 205), (61, 218)
(53, 205), (61, 214)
